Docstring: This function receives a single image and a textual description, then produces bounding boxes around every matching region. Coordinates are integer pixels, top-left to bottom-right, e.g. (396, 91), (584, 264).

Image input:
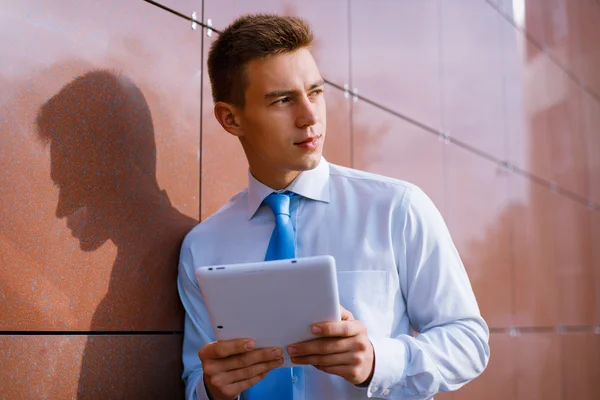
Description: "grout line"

(198, 0), (205, 221)
(347, 0), (354, 168)
(0, 331), (184, 336)
(489, 325), (600, 334)
(142, 0), (217, 32)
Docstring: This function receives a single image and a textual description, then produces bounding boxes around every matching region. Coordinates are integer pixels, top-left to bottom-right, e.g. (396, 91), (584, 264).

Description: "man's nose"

(55, 189), (73, 219)
(295, 96), (318, 129)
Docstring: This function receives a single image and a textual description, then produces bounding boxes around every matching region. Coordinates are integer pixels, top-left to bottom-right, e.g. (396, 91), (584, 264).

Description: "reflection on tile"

(510, 174), (558, 327)
(578, 0), (600, 95)
(0, 0), (200, 330)
(0, 335), (183, 399)
(544, 62), (589, 200)
(499, 0), (582, 78)
(593, 211), (600, 324)
(444, 145), (512, 328)
(514, 332), (562, 400)
(352, 99), (444, 210)
(441, 0), (506, 160)
(451, 333), (514, 400)
(204, 0), (350, 86)
(582, 91), (600, 205)
(350, 0), (441, 130)
(551, 195), (596, 326)
(562, 332), (600, 399)
(322, 85), (351, 168)
(499, 0), (546, 53)
(501, 19), (553, 182)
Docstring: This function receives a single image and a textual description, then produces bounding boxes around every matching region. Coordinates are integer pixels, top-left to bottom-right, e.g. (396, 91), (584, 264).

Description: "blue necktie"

(247, 192), (302, 399)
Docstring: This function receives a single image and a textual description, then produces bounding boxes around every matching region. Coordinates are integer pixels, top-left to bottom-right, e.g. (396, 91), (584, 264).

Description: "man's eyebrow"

(264, 79), (325, 99)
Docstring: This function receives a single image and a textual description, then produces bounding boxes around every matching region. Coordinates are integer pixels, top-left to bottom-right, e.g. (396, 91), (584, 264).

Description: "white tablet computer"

(195, 255), (341, 368)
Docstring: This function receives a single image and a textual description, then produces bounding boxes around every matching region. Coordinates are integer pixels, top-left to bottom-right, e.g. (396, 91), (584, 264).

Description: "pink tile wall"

(1, 0), (598, 397)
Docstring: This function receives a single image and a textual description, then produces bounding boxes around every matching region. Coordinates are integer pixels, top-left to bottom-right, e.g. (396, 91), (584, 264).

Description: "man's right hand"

(199, 339), (284, 400)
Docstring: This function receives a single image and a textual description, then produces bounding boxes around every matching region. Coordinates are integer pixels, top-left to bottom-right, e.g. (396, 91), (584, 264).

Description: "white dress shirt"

(178, 158), (490, 400)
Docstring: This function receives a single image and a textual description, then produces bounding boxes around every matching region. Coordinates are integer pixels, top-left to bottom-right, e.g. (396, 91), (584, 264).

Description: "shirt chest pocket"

(336, 270), (393, 337)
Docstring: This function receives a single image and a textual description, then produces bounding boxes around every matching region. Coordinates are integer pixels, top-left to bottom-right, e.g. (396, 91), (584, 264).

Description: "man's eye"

(274, 97), (291, 105)
(309, 89), (324, 97)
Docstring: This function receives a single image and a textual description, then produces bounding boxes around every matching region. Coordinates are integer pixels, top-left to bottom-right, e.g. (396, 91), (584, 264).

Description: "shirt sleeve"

(366, 185), (490, 399)
(177, 235), (216, 400)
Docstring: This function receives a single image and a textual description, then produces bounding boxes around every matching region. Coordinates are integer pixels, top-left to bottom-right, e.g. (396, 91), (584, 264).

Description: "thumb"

(340, 305), (355, 321)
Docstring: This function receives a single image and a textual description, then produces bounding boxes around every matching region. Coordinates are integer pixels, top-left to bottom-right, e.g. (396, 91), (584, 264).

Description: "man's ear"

(214, 102), (244, 138)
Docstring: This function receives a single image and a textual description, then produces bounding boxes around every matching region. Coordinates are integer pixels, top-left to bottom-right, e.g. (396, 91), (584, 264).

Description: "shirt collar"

(247, 157), (331, 220)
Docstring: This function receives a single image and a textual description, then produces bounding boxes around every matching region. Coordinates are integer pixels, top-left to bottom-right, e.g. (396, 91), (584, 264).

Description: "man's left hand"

(287, 306), (375, 386)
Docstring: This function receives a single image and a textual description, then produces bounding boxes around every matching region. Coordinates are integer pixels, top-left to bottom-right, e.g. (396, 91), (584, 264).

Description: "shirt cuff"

(194, 374), (211, 400)
(367, 336), (408, 398)
(195, 375), (241, 400)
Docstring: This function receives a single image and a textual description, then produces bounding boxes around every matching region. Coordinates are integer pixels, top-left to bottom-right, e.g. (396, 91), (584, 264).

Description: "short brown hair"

(207, 13), (314, 108)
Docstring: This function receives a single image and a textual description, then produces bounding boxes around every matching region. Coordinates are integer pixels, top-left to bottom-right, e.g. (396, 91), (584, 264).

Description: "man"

(178, 14), (489, 400)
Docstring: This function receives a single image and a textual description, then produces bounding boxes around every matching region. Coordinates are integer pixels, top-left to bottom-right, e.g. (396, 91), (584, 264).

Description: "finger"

(291, 351), (363, 367)
(205, 347), (283, 375)
(340, 305), (354, 321)
(311, 320), (364, 337)
(288, 337), (356, 357)
(199, 338), (255, 361)
(210, 359), (283, 397)
(315, 365), (365, 384)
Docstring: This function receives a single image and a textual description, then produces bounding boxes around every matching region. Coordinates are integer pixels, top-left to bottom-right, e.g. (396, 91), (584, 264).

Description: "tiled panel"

(435, 391), (455, 400)
(501, 18), (553, 182)
(582, 91), (600, 205)
(594, 211), (600, 323)
(200, 36), (247, 221)
(0, 0), (199, 330)
(499, 0), (583, 79)
(578, 0), (600, 95)
(451, 333), (514, 400)
(0, 335), (183, 399)
(350, 0), (441, 130)
(203, 0), (350, 86)
(509, 174), (558, 327)
(444, 146), (512, 328)
(514, 332), (562, 400)
(551, 195), (596, 326)
(321, 85), (352, 169)
(352, 99), (444, 210)
(498, 0), (546, 56)
(500, 0), (600, 96)
(543, 61), (590, 200)
(441, 0), (506, 160)
(561, 332), (600, 399)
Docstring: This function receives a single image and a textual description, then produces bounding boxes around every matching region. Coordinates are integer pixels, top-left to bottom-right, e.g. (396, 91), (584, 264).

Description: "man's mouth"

(294, 135), (322, 150)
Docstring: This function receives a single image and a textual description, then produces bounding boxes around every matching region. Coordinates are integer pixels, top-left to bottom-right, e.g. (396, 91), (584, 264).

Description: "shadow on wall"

(35, 70), (197, 398)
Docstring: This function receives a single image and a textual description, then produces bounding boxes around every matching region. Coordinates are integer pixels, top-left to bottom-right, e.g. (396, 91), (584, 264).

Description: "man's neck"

(249, 168), (301, 190)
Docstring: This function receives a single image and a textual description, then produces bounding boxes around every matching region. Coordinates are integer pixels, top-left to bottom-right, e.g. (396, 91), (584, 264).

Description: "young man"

(178, 14), (490, 400)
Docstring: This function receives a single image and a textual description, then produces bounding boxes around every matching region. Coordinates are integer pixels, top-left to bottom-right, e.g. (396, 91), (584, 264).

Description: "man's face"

(50, 142), (110, 251)
(237, 48), (327, 178)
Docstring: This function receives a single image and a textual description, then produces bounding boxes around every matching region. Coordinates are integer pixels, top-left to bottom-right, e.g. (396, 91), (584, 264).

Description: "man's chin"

(78, 237), (108, 252)
(298, 153), (323, 171)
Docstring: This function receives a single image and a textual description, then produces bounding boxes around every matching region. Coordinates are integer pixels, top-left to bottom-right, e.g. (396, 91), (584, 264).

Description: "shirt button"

(292, 376), (299, 384)
(372, 386), (379, 392)
(383, 389), (390, 395)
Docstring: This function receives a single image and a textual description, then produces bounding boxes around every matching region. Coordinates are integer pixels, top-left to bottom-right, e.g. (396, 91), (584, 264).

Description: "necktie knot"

(263, 192), (295, 216)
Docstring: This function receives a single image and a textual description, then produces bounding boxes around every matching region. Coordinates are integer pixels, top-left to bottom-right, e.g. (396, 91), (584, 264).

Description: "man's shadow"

(36, 70), (198, 398)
